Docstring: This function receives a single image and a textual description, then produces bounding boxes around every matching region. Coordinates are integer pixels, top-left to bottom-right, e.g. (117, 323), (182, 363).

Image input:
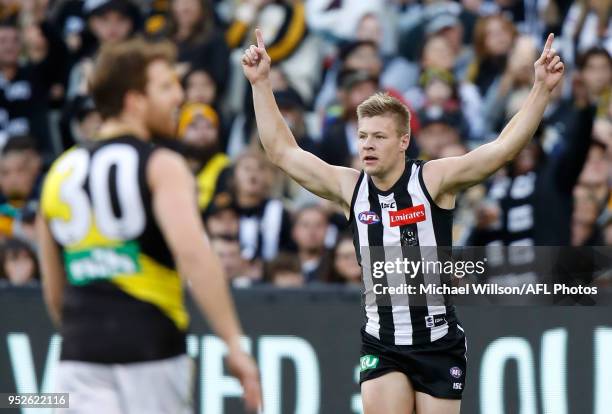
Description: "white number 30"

(50, 145), (146, 246)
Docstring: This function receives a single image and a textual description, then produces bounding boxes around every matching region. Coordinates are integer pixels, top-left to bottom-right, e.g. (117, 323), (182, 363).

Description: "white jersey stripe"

(408, 164), (448, 341)
(378, 192), (413, 345)
(354, 175), (380, 339)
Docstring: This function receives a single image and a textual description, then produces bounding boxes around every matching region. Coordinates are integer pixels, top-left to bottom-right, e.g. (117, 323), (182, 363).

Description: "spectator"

(483, 35), (538, 137)
(231, 150), (293, 261)
(0, 17), (54, 155)
(571, 184), (604, 246)
(468, 101), (597, 247)
(204, 192), (240, 238)
(561, 0), (612, 66)
(66, 0), (140, 99)
(465, 14), (517, 100)
(291, 205), (330, 283)
(575, 47), (611, 117)
(226, 0), (318, 103)
(151, 0), (230, 95)
(324, 233), (361, 286)
(183, 67), (218, 107)
(0, 136), (42, 243)
(0, 237), (39, 286)
(415, 107), (466, 160)
(319, 69), (379, 167)
(266, 253), (304, 288)
(210, 235), (255, 287)
(60, 94), (101, 147)
(177, 103), (231, 211)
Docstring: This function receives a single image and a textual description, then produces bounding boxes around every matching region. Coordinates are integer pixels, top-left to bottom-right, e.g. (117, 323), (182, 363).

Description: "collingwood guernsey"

(350, 159), (458, 346)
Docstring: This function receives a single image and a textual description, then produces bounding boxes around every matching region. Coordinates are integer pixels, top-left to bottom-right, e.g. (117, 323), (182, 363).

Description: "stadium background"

(0, 0), (611, 413)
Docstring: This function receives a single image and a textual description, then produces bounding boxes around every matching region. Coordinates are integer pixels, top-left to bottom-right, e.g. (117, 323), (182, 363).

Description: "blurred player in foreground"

(242, 29), (563, 414)
(37, 39), (261, 413)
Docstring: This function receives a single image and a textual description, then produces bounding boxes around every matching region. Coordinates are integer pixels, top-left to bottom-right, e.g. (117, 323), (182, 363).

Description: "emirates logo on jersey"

(389, 205), (426, 227)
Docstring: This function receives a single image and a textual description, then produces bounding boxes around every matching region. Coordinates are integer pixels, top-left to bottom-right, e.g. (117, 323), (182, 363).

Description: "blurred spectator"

(572, 183), (604, 246)
(575, 47), (611, 116)
(204, 192), (239, 238)
(0, 16), (55, 155)
(468, 102), (597, 246)
(561, 0), (612, 66)
(59, 94), (101, 146)
(266, 252), (304, 287)
(0, 237), (39, 286)
(183, 67), (218, 106)
(0, 136), (42, 243)
(66, 0), (140, 99)
(323, 233), (361, 286)
(226, 0), (319, 107)
(603, 215), (612, 246)
(483, 35), (538, 137)
(177, 103), (231, 211)
(150, 0), (229, 96)
(231, 150), (293, 261)
(291, 205), (330, 283)
(319, 69), (379, 167)
(416, 106), (466, 160)
(210, 234), (255, 287)
(316, 40), (414, 116)
(465, 14), (517, 100)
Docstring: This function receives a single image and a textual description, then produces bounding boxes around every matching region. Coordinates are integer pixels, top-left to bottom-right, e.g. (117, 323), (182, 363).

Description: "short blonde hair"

(357, 92), (411, 137)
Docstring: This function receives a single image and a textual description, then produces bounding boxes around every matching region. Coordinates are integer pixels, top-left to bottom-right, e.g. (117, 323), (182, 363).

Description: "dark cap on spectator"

(338, 40), (378, 62)
(204, 192), (237, 218)
(84, 0), (140, 21)
(337, 69), (379, 90)
(426, 13), (460, 36)
(418, 105), (463, 129)
(274, 88), (304, 110)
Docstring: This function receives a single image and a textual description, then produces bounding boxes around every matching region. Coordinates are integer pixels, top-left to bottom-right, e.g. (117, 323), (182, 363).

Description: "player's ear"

(399, 133), (410, 151)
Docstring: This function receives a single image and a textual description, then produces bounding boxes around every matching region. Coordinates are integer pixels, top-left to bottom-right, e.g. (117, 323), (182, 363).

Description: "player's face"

(357, 115), (408, 177)
(143, 60), (184, 138)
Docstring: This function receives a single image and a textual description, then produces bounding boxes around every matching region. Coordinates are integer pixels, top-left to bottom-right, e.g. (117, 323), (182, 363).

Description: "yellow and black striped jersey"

(40, 135), (188, 363)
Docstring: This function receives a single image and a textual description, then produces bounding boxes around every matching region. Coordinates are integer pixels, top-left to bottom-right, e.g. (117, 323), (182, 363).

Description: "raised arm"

(423, 34), (565, 205)
(242, 29), (359, 216)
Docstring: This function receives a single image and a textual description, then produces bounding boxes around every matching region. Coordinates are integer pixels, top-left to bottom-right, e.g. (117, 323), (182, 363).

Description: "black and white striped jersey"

(350, 159), (457, 346)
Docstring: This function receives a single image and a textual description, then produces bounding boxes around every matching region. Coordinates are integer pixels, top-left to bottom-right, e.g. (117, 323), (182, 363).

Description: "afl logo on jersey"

(358, 211), (380, 225)
(450, 367), (463, 379)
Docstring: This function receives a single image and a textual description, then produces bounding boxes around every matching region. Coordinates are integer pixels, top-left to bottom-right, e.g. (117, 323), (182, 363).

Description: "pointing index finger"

(255, 28), (265, 50)
(542, 33), (554, 56)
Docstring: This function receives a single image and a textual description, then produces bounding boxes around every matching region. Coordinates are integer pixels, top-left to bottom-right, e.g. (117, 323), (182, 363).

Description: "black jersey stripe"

(367, 178), (395, 344)
(395, 161), (431, 345)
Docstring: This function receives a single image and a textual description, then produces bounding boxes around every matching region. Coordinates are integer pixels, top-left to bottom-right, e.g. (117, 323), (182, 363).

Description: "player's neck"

(370, 158), (406, 192)
(98, 115), (151, 141)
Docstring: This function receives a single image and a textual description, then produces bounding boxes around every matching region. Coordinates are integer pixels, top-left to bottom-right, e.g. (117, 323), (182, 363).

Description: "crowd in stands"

(0, 0), (610, 289)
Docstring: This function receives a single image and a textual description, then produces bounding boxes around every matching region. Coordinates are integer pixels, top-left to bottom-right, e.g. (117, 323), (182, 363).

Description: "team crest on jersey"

(389, 204), (426, 227)
(358, 211), (380, 225)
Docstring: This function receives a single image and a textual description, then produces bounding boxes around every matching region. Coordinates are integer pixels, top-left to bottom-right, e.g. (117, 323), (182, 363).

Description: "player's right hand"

(241, 28), (271, 85)
(227, 347), (263, 412)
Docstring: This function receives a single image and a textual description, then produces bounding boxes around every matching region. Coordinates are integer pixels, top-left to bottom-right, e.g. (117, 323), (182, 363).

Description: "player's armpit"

(276, 146), (360, 216)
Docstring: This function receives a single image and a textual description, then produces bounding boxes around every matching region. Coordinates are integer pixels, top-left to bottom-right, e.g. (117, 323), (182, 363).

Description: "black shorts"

(359, 325), (467, 399)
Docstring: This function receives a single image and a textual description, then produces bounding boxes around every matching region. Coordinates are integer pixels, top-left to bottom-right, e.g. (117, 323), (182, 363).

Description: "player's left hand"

(227, 347), (263, 413)
(534, 33), (564, 92)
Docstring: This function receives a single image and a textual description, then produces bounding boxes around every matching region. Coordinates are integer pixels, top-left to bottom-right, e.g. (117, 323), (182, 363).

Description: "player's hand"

(227, 347), (263, 412)
(534, 33), (564, 92)
(241, 28), (271, 85)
